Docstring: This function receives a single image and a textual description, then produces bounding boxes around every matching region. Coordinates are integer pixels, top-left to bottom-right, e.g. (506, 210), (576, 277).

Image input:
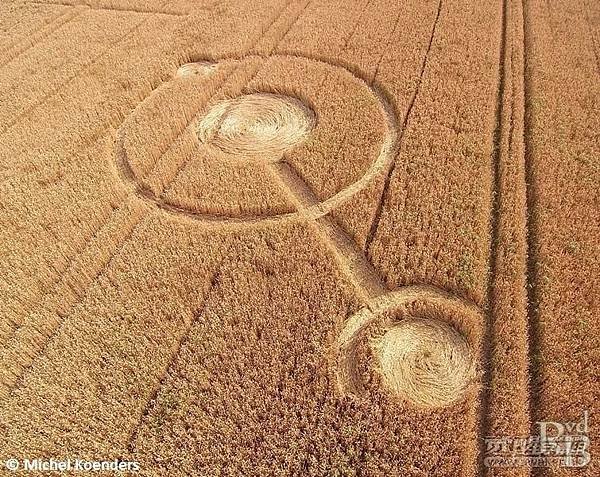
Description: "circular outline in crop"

(115, 54), (399, 225)
(334, 286), (482, 408)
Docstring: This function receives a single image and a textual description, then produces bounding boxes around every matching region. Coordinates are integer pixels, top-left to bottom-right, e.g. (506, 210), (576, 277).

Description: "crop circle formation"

(374, 318), (476, 408)
(116, 54), (396, 223)
(196, 93), (316, 160)
(175, 61), (217, 78)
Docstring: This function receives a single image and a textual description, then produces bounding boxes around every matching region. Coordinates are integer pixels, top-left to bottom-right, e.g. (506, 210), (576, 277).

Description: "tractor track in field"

(522, 0), (543, 442)
(479, 0), (509, 472)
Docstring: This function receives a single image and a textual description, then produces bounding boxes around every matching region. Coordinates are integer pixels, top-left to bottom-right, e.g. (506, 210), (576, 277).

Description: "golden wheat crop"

(0, 0), (597, 476)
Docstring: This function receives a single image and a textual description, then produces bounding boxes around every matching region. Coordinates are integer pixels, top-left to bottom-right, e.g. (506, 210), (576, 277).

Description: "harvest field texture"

(0, 0), (598, 475)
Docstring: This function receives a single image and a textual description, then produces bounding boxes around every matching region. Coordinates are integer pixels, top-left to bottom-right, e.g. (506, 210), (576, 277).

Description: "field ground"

(0, 0), (598, 475)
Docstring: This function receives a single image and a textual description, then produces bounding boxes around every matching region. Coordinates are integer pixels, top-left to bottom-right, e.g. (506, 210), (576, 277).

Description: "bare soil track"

(0, 0), (597, 476)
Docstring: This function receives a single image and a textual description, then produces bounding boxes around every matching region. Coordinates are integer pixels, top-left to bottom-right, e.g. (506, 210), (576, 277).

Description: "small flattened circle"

(176, 61), (218, 78)
(374, 318), (476, 408)
(334, 287), (482, 408)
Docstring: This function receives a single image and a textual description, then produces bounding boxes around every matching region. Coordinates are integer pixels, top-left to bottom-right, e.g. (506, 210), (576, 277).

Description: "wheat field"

(0, 0), (598, 475)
